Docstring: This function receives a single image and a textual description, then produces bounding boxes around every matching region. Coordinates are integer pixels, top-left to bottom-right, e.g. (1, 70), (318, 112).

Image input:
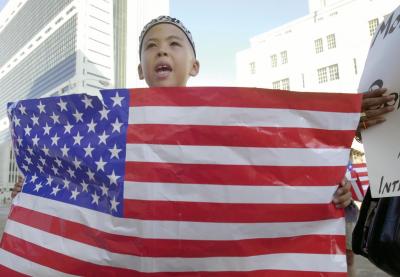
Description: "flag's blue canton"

(7, 90), (130, 217)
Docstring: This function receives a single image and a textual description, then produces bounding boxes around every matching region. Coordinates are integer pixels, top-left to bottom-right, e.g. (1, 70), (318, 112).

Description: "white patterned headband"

(139, 15), (196, 59)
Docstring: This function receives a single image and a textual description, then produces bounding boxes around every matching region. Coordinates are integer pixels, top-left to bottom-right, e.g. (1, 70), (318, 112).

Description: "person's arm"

(11, 176), (23, 199)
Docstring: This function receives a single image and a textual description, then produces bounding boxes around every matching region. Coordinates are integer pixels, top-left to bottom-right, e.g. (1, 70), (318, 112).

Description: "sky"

(0, 0), (309, 85)
(170, 0), (309, 85)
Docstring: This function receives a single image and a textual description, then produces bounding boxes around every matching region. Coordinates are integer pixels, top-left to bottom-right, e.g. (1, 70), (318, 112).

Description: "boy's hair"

(139, 15), (196, 59)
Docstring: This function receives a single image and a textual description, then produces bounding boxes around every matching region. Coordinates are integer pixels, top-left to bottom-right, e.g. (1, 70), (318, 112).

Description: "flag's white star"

(51, 185), (61, 196)
(39, 156), (46, 165)
(107, 170), (119, 185)
(73, 110), (84, 123)
(67, 167), (76, 178)
(31, 135), (40, 146)
(83, 143), (94, 157)
(61, 144), (70, 157)
(72, 157), (81, 169)
(43, 123), (52, 135)
(62, 178), (70, 189)
(24, 156), (32, 165)
(37, 101), (46, 113)
(22, 164), (29, 172)
(57, 99), (68, 111)
(24, 125), (32, 136)
(50, 112), (60, 124)
(42, 145), (50, 155)
(46, 175), (53, 186)
(33, 183), (43, 192)
(95, 156), (107, 172)
(98, 131), (109, 145)
(73, 132), (83, 145)
(100, 184), (109, 196)
(111, 118), (123, 133)
(18, 104), (27, 115)
(50, 133), (60, 146)
(55, 158), (62, 167)
(30, 173), (38, 183)
(31, 114), (39, 126)
(110, 196), (120, 212)
(91, 191), (100, 205)
(109, 144), (122, 159)
(17, 136), (23, 146)
(37, 164), (44, 173)
(13, 116), (21, 127)
(70, 188), (79, 200)
(81, 180), (89, 192)
(87, 119), (97, 133)
(82, 95), (94, 109)
(99, 107), (110, 120)
(111, 92), (124, 107)
(51, 165), (59, 175)
(64, 122), (73, 134)
(27, 146), (34, 155)
(86, 169), (95, 181)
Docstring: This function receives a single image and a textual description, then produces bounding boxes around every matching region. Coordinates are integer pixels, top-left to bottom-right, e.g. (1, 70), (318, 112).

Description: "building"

(0, 0), (169, 192)
(236, 0), (398, 93)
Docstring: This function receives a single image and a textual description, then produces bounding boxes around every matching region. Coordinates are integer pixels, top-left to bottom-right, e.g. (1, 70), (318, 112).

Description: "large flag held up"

(0, 87), (362, 276)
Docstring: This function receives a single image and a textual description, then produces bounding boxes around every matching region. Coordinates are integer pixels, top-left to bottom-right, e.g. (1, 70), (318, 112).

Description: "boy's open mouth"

(155, 64), (172, 79)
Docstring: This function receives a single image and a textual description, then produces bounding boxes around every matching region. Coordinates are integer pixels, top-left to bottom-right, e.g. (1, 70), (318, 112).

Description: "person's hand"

(358, 88), (395, 130)
(332, 177), (352, 208)
(11, 176), (24, 199)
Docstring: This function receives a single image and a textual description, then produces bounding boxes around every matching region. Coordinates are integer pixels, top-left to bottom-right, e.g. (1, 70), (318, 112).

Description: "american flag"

(347, 162), (369, 201)
(0, 87), (361, 276)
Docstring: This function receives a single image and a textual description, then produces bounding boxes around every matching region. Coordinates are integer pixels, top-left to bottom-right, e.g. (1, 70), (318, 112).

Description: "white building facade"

(236, 0), (399, 93)
(0, 0), (169, 192)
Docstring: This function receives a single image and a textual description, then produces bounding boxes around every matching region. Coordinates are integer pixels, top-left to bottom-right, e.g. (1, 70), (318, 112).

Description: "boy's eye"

(145, 43), (156, 49)
(170, 41), (181, 47)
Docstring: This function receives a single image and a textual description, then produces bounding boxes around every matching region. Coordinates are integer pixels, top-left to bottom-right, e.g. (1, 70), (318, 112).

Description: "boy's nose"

(157, 51), (168, 57)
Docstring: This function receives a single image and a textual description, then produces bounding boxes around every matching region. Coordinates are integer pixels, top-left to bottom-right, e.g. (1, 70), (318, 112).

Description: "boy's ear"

(138, 64), (144, 80)
(189, 60), (200, 77)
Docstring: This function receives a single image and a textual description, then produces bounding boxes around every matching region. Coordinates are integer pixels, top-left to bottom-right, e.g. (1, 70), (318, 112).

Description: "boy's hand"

(11, 176), (24, 199)
(358, 88), (395, 130)
(332, 177), (352, 208)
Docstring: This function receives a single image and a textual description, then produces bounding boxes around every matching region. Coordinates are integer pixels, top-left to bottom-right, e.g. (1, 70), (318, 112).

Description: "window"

(369, 18), (379, 36)
(271, 54), (277, 68)
(315, 38), (323, 53)
(327, 34), (336, 49)
(249, 62), (256, 74)
(281, 78), (290, 90)
(317, 67), (328, 83)
(280, 51), (288, 64)
(328, 64), (339, 81)
(272, 78), (290, 90)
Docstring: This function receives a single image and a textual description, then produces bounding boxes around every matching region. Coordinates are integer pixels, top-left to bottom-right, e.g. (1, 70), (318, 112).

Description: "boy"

(12, 16), (352, 206)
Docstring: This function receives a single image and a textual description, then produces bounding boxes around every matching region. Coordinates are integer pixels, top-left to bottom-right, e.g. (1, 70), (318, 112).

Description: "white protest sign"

(358, 5), (400, 198)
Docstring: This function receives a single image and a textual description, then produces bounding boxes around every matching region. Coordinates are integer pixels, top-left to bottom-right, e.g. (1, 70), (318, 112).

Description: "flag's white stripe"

(124, 181), (337, 204)
(359, 176), (369, 182)
(130, 106), (359, 130)
(350, 180), (364, 201)
(354, 167), (368, 173)
(5, 220), (346, 273)
(126, 144), (349, 166)
(0, 248), (77, 277)
(15, 193), (345, 240)
(363, 185), (369, 191)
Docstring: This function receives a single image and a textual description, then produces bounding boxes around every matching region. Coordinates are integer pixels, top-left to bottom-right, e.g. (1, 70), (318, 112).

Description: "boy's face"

(138, 23), (199, 87)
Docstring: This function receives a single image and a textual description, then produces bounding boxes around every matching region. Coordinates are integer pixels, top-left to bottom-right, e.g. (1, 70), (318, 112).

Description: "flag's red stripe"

(8, 206), (345, 258)
(1, 234), (347, 277)
(129, 87), (361, 113)
(0, 264), (29, 277)
(0, 234), (347, 277)
(125, 162), (345, 186)
(352, 163), (367, 168)
(126, 124), (355, 148)
(124, 200), (342, 223)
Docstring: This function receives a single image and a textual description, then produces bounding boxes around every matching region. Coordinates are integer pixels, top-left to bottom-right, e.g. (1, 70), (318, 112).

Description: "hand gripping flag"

(0, 87), (362, 276)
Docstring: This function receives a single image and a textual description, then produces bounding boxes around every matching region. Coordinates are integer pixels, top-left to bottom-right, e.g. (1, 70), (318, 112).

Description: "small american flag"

(347, 162), (369, 201)
(0, 87), (361, 276)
